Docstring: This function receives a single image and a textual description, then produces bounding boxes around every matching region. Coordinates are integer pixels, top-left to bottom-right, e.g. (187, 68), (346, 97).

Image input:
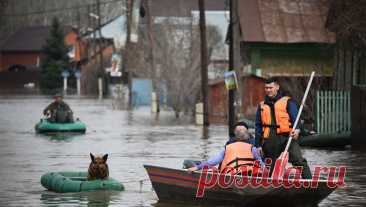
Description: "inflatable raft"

(35, 119), (86, 133)
(298, 132), (351, 148)
(41, 172), (124, 193)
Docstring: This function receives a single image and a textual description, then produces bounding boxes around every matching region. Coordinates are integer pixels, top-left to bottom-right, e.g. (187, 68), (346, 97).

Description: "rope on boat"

(122, 178), (150, 192)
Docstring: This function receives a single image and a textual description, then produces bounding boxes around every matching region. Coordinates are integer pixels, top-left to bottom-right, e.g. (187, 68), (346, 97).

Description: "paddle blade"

(272, 152), (289, 179)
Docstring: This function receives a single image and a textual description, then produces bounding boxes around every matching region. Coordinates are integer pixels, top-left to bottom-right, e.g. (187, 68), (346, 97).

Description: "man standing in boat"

(255, 78), (312, 179)
(43, 94), (74, 123)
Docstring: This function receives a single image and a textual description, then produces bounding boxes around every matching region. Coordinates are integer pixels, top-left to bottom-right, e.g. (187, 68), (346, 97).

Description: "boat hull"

(144, 165), (336, 206)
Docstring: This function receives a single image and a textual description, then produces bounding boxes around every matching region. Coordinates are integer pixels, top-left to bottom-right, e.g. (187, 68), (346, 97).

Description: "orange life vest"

(220, 141), (255, 174)
(260, 96), (292, 139)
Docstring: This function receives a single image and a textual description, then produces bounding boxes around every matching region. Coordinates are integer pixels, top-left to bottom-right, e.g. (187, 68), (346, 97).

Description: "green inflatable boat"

(35, 119), (86, 133)
(41, 172), (124, 193)
(298, 132), (351, 148)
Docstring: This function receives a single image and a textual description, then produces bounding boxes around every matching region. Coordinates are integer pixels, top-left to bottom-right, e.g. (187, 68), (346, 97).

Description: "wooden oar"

(271, 71), (316, 179)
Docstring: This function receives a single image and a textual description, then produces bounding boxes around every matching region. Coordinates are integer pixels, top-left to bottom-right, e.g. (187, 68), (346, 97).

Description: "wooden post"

(98, 78), (103, 99)
(324, 91), (327, 133)
(151, 92), (158, 113)
(321, 91), (324, 133)
(344, 91), (347, 131)
(347, 91), (351, 131)
(316, 91), (320, 133)
(351, 86), (366, 149)
(63, 77), (68, 92)
(77, 78), (81, 96)
(332, 90), (335, 133)
(336, 91), (339, 132)
(196, 102), (204, 125)
(199, 0), (209, 127)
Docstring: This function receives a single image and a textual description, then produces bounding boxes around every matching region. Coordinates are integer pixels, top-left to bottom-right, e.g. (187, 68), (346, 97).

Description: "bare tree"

(326, 0), (366, 88)
(151, 17), (222, 118)
(326, 0), (366, 48)
(0, 0), (125, 40)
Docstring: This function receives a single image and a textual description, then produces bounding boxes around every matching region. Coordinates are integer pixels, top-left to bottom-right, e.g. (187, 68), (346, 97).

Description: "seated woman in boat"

(188, 122), (264, 175)
(43, 94), (74, 123)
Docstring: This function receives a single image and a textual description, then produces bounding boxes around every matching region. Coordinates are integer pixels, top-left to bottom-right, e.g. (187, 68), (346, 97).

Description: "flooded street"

(0, 96), (365, 207)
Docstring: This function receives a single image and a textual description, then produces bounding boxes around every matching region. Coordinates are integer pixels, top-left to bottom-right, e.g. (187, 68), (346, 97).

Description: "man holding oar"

(255, 78), (312, 179)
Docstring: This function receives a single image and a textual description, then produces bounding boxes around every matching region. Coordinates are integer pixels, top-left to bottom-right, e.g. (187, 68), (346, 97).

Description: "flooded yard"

(0, 96), (364, 206)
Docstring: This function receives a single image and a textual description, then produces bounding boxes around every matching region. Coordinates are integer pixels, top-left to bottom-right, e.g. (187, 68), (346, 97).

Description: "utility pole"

(87, 5), (95, 60)
(87, 5), (91, 59)
(199, 0), (209, 127)
(91, 5), (97, 63)
(96, 0), (104, 77)
(145, 0), (160, 113)
(123, 0), (133, 107)
(96, 0), (106, 97)
(228, 0), (236, 136)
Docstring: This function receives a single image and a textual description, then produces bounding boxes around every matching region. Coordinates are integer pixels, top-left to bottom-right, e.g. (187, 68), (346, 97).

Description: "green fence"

(316, 90), (351, 134)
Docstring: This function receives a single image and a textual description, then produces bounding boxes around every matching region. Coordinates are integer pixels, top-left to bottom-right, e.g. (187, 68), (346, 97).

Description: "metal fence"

(316, 90), (351, 134)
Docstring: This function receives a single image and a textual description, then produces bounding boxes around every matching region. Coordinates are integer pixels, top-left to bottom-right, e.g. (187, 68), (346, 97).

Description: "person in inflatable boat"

(43, 93), (74, 123)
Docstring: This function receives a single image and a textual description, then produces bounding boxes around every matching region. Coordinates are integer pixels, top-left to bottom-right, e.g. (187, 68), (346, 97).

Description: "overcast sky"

(100, 10), (229, 59)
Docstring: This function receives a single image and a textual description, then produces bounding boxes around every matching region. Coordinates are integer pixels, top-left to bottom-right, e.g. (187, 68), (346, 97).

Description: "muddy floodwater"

(0, 96), (365, 206)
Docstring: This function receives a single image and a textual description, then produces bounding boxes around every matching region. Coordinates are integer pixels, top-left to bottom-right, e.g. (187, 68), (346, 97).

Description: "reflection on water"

(40, 191), (122, 207)
(37, 133), (83, 142)
(0, 96), (365, 206)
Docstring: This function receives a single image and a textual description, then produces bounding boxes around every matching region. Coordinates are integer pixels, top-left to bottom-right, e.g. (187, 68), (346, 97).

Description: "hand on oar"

(290, 129), (300, 140)
(187, 166), (198, 173)
(256, 147), (264, 158)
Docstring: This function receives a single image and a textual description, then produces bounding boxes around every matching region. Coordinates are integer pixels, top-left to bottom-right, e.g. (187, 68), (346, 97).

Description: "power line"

(1, 0), (125, 17)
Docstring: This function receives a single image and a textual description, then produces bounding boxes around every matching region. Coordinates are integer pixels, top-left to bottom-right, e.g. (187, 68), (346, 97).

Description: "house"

(238, 0), (335, 76)
(209, 0), (337, 124)
(0, 26), (87, 72)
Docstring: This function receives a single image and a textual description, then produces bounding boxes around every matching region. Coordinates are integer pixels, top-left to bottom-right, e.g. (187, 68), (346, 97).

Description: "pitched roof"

(238, 0), (335, 43)
(1, 26), (74, 52)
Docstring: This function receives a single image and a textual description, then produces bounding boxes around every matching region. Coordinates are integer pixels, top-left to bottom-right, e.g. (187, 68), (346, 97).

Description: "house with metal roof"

(237, 0), (335, 77)
(208, 0), (337, 124)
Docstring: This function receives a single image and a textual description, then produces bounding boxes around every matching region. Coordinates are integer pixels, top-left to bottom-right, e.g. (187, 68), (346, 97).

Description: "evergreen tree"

(40, 17), (70, 92)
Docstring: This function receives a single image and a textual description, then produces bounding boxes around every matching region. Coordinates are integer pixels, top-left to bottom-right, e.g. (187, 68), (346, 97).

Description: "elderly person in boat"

(227, 121), (256, 145)
(187, 122), (264, 174)
(43, 93), (74, 123)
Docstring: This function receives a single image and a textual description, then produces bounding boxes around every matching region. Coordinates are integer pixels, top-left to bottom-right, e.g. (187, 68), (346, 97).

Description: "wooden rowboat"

(144, 165), (337, 207)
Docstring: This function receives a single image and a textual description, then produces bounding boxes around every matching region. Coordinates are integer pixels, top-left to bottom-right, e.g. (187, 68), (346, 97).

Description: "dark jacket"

(43, 100), (72, 115)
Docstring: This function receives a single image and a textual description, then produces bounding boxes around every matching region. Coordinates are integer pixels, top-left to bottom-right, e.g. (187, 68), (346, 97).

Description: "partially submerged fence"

(316, 90), (351, 134)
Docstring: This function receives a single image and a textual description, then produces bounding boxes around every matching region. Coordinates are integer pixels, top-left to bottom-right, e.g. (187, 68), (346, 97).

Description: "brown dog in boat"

(87, 153), (109, 180)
